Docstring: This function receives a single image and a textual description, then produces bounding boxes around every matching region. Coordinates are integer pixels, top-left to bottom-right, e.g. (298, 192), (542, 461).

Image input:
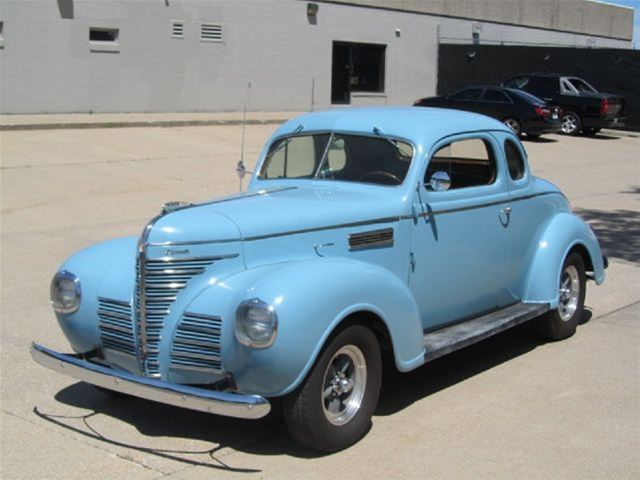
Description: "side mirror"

(428, 171), (451, 192)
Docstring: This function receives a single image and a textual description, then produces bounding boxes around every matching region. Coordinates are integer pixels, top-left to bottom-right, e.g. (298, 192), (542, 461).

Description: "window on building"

(426, 138), (497, 190)
(201, 23), (222, 42)
(331, 41), (386, 104)
(172, 22), (184, 39)
(89, 27), (118, 43)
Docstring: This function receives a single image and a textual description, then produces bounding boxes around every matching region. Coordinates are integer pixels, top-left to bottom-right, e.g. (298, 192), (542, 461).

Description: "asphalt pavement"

(1, 120), (638, 479)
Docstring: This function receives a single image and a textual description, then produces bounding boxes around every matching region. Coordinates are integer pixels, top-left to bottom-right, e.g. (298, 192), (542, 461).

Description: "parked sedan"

(503, 73), (626, 135)
(414, 86), (561, 138)
(33, 108), (606, 452)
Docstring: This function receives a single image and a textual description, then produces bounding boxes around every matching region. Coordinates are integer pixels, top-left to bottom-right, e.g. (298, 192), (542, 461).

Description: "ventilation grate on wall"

(172, 22), (184, 39)
(200, 23), (222, 42)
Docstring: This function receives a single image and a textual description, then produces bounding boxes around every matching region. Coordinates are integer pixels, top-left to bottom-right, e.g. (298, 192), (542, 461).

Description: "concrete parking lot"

(1, 121), (639, 479)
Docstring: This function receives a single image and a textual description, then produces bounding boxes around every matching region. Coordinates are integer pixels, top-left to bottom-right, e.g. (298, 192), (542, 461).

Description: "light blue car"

(33, 107), (607, 452)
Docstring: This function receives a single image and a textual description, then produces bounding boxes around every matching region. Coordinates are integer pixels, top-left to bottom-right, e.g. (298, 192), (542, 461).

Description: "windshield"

(258, 133), (414, 186)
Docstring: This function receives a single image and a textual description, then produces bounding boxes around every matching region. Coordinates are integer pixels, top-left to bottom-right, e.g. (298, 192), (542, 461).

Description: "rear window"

(450, 88), (483, 101)
(483, 89), (511, 103)
(504, 139), (525, 180)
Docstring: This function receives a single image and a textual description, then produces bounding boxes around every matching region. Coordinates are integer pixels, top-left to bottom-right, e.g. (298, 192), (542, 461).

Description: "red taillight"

(600, 98), (609, 115)
(534, 106), (551, 117)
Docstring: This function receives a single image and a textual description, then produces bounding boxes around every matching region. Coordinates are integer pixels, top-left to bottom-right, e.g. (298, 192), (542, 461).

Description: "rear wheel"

(283, 325), (382, 452)
(537, 253), (586, 341)
(503, 118), (521, 136)
(561, 112), (581, 135)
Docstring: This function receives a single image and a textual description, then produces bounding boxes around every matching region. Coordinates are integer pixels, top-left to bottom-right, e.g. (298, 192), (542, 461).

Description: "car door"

(410, 133), (512, 331)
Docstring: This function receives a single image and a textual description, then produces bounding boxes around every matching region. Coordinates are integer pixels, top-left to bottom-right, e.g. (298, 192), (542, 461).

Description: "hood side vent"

(348, 227), (394, 251)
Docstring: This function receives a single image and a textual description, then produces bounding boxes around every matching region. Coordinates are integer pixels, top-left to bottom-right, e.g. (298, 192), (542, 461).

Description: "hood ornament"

(161, 201), (192, 215)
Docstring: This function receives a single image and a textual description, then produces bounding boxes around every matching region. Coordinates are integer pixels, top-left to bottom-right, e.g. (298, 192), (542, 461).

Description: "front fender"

(523, 212), (605, 307)
(53, 237), (138, 353)
(185, 257), (424, 397)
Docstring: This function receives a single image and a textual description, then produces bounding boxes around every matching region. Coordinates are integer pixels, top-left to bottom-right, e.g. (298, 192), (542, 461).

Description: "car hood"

(147, 185), (405, 245)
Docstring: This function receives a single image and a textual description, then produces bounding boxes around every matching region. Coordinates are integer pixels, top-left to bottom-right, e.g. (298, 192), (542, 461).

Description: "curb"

(0, 118), (291, 131)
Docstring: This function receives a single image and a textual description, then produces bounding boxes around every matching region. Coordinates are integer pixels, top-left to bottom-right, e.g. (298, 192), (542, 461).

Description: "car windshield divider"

(313, 132), (335, 178)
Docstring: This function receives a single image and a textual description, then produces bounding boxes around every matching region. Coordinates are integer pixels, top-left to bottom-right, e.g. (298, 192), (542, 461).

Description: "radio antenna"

(238, 82), (252, 191)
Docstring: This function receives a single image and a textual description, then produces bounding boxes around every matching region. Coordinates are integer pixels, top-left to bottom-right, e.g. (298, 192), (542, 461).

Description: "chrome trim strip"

(30, 343), (269, 419)
(97, 297), (130, 308)
(145, 254), (239, 262)
(244, 216), (403, 242)
(170, 363), (224, 374)
(417, 191), (559, 219)
(140, 191), (562, 247)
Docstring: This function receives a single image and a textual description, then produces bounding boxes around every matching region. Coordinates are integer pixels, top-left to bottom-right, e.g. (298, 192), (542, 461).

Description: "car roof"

(271, 107), (510, 149)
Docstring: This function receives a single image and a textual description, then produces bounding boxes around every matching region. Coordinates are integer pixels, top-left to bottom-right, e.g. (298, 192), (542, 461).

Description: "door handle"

(501, 207), (512, 215)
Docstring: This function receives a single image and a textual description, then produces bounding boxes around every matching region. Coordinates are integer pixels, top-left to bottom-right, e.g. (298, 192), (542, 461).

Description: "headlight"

(50, 270), (81, 314)
(235, 298), (278, 349)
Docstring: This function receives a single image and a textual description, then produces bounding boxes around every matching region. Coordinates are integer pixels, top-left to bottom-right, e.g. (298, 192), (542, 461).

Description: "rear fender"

(523, 212), (605, 307)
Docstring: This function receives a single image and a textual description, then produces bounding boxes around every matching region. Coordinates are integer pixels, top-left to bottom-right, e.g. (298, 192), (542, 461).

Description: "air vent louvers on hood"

(348, 228), (394, 251)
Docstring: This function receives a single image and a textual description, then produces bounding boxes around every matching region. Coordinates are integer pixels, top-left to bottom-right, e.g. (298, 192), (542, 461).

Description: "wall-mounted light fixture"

(307, 3), (319, 17)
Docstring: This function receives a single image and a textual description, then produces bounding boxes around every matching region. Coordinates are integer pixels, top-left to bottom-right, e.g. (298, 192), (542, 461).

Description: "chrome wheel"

(504, 118), (520, 136)
(322, 344), (367, 426)
(558, 264), (580, 321)
(561, 114), (578, 134)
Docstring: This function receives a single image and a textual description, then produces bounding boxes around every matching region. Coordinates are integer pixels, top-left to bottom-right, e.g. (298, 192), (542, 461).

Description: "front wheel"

(283, 325), (382, 452)
(537, 253), (586, 341)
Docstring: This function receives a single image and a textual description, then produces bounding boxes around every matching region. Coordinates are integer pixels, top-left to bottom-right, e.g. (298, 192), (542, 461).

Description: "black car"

(502, 73), (625, 135)
(413, 86), (561, 138)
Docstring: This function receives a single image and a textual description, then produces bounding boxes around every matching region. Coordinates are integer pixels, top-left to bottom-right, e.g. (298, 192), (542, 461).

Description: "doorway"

(331, 41), (386, 104)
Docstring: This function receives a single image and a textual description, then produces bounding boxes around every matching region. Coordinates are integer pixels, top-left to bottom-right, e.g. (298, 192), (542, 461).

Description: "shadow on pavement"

(582, 133), (620, 140)
(573, 207), (640, 264)
(34, 312), (594, 464)
(522, 136), (557, 143)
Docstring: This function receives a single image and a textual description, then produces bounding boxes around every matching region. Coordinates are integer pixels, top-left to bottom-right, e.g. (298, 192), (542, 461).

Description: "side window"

(426, 138), (497, 190)
(483, 89), (511, 103)
(504, 139), (525, 180)
(450, 88), (483, 101)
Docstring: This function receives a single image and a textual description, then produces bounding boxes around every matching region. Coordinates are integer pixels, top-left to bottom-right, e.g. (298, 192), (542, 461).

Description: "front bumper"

(30, 342), (270, 419)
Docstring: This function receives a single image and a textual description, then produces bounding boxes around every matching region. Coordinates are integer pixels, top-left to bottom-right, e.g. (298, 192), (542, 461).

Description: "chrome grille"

(136, 256), (217, 376)
(171, 312), (222, 371)
(98, 297), (135, 356)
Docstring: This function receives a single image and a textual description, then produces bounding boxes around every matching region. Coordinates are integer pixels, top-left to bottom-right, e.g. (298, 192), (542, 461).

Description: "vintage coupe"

(33, 107), (606, 452)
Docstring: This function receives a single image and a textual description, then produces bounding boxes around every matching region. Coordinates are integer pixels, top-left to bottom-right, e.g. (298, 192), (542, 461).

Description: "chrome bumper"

(30, 343), (270, 419)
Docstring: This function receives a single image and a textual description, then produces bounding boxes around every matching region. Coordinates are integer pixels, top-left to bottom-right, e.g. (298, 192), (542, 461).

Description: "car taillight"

(413, 100), (421, 106)
(600, 98), (609, 115)
(534, 106), (551, 117)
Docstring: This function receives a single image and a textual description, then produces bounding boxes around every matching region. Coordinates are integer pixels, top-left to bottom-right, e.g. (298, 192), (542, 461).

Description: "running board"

(423, 303), (550, 362)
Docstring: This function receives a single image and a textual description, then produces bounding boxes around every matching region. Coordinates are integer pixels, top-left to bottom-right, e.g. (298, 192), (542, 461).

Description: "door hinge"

(410, 252), (416, 272)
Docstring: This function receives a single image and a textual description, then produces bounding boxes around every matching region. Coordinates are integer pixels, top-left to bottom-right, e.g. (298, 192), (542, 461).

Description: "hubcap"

(322, 344), (367, 426)
(558, 265), (580, 321)
(505, 119), (519, 134)
(562, 115), (577, 134)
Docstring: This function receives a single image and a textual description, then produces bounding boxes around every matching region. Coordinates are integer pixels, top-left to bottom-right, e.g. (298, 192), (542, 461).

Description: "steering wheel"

(358, 170), (402, 185)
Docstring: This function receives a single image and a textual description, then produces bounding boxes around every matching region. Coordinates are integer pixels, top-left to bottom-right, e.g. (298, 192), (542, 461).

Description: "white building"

(0, 0), (633, 114)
